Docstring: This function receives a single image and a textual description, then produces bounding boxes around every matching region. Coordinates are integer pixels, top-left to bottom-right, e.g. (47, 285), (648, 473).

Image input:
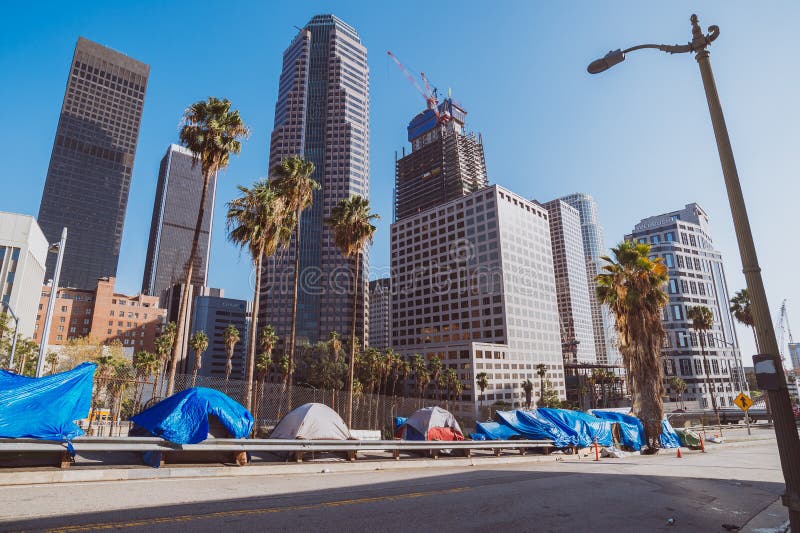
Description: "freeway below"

(0, 438), (786, 532)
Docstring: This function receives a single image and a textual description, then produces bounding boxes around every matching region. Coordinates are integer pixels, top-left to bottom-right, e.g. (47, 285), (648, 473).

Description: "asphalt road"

(0, 440), (785, 533)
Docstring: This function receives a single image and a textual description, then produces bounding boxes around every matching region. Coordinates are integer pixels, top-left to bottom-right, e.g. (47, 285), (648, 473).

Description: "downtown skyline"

(1, 1), (799, 363)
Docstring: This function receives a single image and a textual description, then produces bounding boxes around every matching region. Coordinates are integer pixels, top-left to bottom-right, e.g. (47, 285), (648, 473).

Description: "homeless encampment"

(591, 410), (645, 451)
(131, 387), (253, 445)
(494, 409), (573, 448)
(537, 408), (614, 448)
(397, 407), (463, 440)
(270, 403), (352, 440)
(0, 362), (95, 442)
(471, 421), (523, 441)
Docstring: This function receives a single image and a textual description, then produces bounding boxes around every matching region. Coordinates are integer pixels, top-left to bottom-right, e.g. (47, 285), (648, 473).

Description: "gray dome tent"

(270, 403), (352, 440)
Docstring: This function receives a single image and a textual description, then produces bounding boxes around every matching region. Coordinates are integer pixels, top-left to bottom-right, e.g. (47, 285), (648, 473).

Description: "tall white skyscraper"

(262, 15), (370, 346)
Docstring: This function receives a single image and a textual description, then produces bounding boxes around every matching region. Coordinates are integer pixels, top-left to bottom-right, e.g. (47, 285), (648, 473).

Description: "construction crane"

(777, 299), (795, 361)
(387, 51), (450, 124)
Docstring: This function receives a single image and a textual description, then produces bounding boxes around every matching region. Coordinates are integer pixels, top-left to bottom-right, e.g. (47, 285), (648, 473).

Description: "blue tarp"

(591, 410), (645, 451)
(131, 387), (253, 444)
(474, 421), (522, 441)
(660, 418), (681, 448)
(495, 410), (574, 448)
(538, 408), (614, 448)
(0, 362), (96, 441)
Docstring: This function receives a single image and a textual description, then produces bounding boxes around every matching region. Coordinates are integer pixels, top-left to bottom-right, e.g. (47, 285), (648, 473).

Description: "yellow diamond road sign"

(734, 392), (753, 412)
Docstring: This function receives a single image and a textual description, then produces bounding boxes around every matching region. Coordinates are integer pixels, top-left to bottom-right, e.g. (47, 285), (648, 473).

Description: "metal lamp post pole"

(36, 227), (67, 377)
(588, 14), (800, 529)
(3, 305), (20, 370)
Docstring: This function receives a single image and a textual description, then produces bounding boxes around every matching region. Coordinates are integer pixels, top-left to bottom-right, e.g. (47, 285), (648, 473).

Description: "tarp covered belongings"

(537, 408), (613, 448)
(397, 406), (463, 441)
(131, 387), (253, 444)
(660, 418), (681, 448)
(674, 427), (702, 449)
(0, 362), (96, 441)
(270, 403), (352, 440)
(591, 410), (645, 451)
(494, 409), (573, 448)
(472, 421), (522, 441)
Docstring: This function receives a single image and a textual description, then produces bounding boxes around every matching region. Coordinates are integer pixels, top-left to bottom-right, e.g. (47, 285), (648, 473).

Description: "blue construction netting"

(0, 362), (96, 442)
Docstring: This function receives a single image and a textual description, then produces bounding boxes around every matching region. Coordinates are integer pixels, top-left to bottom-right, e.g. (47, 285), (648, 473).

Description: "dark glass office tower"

(394, 98), (488, 221)
(142, 144), (215, 296)
(262, 14), (370, 346)
(38, 37), (149, 289)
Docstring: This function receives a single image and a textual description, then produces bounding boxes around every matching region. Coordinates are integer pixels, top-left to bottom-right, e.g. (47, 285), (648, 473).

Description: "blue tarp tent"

(0, 362), (96, 441)
(131, 387), (253, 444)
(591, 410), (645, 451)
(473, 421), (522, 441)
(538, 408), (613, 448)
(660, 418), (681, 448)
(495, 410), (574, 448)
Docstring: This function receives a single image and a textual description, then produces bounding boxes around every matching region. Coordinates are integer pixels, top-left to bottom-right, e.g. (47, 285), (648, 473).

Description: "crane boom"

(387, 51), (441, 118)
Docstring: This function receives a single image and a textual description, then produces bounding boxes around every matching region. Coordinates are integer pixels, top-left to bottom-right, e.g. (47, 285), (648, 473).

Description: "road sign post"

(735, 392), (753, 436)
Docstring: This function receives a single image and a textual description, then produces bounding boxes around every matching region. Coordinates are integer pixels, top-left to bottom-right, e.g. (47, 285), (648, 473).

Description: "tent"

(270, 403), (352, 440)
(537, 408), (614, 448)
(591, 410), (645, 451)
(495, 409), (574, 448)
(397, 407), (463, 441)
(471, 421), (522, 441)
(0, 362), (96, 441)
(660, 418), (681, 448)
(131, 387), (253, 445)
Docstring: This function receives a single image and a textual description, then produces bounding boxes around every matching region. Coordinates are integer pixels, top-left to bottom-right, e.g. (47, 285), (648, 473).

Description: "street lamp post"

(36, 227), (67, 378)
(588, 14), (800, 529)
(3, 304), (20, 370)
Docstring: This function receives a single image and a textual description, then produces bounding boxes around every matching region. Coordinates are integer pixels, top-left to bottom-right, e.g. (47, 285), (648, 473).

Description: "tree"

(227, 179), (292, 410)
(189, 330), (209, 387)
(255, 325), (278, 411)
(538, 380), (562, 408)
(275, 353), (291, 417)
(476, 372), (489, 407)
(597, 240), (669, 452)
(14, 338), (39, 376)
(46, 352), (59, 375)
(427, 355), (443, 401)
(166, 97), (249, 397)
(326, 194), (379, 427)
(687, 305), (720, 424)
(411, 354), (430, 406)
(669, 376), (687, 409)
(535, 364), (547, 407)
(522, 378), (534, 409)
(271, 155), (319, 410)
(222, 324), (240, 392)
(730, 289), (758, 351)
(132, 350), (158, 411)
(153, 322), (176, 399)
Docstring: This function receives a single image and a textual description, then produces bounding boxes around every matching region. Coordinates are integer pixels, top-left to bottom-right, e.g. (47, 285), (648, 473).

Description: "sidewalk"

(741, 497), (790, 533)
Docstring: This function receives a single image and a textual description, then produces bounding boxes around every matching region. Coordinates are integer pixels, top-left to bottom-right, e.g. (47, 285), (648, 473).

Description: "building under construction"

(394, 98), (488, 221)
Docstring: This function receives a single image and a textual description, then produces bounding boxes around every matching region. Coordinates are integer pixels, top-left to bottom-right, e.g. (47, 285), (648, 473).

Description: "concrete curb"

(741, 497), (790, 533)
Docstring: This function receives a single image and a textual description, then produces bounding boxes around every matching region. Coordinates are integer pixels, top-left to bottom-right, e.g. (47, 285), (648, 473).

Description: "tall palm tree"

(222, 324), (240, 392)
(275, 353), (291, 417)
(153, 322), (176, 399)
(227, 179), (293, 410)
(166, 97), (249, 397)
(271, 155), (319, 408)
(476, 372), (489, 407)
(730, 289), (758, 351)
(255, 325), (278, 411)
(535, 364), (547, 407)
(189, 330), (209, 387)
(327, 331), (343, 408)
(669, 376), (687, 409)
(597, 240), (669, 452)
(687, 305), (720, 423)
(326, 194), (379, 427)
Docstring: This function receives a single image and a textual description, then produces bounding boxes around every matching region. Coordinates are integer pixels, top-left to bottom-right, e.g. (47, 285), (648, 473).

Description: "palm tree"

(669, 376), (687, 409)
(687, 305), (720, 423)
(222, 324), (240, 392)
(253, 351), (272, 430)
(275, 353), (291, 417)
(255, 325), (278, 411)
(132, 350), (158, 410)
(46, 352), (59, 375)
(189, 330), (209, 387)
(166, 97), (249, 397)
(326, 194), (379, 427)
(427, 355), (443, 401)
(411, 354), (430, 407)
(476, 372), (489, 407)
(522, 378), (534, 409)
(227, 179), (293, 410)
(153, 322), (176, 399)
(271, 155), (319, 409)
(730, 289), (758, 351)
(535, 364), (547, 407)
(597, 240), (669, 452)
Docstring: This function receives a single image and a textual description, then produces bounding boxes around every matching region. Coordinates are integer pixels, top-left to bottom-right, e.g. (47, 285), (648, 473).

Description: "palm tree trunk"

(167, 168), (217, 397)
(191, 367), (198, 388)
(245, 254), (263, 411)
(347, 253), (361, 428)
(287, 208), (303, 413)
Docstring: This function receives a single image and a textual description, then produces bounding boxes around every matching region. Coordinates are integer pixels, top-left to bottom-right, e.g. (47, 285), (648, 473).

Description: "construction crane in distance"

(777, 299), (794, 362)
(387, 51), (451, 124)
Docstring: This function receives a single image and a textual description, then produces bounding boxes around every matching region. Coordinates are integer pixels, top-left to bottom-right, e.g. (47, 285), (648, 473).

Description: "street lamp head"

(587, 49), (625, 74)
(48, 243), (60, 253)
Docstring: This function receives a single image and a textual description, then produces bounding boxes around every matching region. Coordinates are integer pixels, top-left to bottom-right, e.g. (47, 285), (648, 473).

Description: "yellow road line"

(46, 486), (471, 532)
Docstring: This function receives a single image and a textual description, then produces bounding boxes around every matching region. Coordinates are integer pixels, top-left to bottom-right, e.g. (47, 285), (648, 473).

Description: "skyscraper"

(38, 37), (149, 290)
(559, 193), (620, 365)
(368, 278), (390, 350)
(190, 296), (250, 380)
(541, 199), (597, 364)
(142, 145), (215, 297)
(627, 203), (742, 409)
(394, 98), (488, 221)
(262, 15), (370, 345)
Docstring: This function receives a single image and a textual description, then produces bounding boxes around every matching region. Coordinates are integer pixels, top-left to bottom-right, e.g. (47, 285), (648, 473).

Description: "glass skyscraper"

(142, 144), (215, 297)
(38, 37), (149, 289)
(262, 15), (370, 346)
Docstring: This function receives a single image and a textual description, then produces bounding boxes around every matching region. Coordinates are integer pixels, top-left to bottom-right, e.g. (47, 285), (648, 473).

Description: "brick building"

(33, 276), (166, 353)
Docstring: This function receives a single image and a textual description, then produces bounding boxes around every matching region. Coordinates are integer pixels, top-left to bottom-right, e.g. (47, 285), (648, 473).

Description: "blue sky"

(1, 1), (798, 362)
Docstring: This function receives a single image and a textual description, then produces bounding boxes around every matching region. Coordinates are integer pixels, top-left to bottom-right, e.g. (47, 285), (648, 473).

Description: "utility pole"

(36, 227), (67, 377)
